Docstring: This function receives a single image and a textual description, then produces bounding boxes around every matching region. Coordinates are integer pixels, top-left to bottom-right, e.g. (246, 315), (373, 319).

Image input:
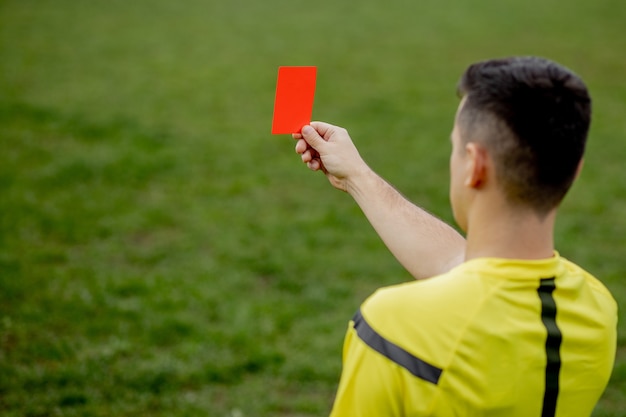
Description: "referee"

(293, 57), (617, 416)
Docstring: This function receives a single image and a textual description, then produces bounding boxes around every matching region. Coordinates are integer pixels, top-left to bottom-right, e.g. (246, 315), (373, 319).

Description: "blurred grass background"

(1, 0), (625, 415)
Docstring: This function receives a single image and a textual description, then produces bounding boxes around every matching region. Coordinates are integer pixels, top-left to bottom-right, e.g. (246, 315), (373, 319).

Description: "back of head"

(457, 56), (591, 215)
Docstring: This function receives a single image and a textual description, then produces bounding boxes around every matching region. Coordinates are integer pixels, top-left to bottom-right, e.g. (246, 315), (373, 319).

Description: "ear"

(464, 142), (488, 188)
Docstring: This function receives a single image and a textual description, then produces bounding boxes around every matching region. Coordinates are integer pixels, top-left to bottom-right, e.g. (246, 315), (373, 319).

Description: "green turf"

(1, 0), (625, 415)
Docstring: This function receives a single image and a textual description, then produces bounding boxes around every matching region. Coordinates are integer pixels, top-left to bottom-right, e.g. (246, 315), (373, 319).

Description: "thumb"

(301, 125), (327, 152)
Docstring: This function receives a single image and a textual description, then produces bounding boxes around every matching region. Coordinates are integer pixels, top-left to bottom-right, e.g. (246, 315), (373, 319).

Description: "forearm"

(294, 122), (465, 278)
(347, 168), (466, 279)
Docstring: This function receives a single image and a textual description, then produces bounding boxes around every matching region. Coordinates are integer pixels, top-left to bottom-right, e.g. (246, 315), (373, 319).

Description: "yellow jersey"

(330, 254), (617, 417)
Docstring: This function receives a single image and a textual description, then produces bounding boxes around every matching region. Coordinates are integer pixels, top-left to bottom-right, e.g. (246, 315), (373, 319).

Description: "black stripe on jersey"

(537, 277), (562, 417)
(352, 309), (442, 384)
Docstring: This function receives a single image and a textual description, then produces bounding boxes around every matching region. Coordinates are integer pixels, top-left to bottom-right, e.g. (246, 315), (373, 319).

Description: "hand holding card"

(271, 66), (317, 134)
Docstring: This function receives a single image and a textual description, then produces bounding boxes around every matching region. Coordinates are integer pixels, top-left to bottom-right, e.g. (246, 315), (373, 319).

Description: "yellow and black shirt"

(330, 254), (617, 417)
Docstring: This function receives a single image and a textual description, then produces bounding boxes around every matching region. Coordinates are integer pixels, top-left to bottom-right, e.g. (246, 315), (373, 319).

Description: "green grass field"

(1, 0), (625, 415)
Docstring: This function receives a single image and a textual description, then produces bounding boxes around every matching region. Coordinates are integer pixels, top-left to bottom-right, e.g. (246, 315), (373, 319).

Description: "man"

(292, 57), (617, 416)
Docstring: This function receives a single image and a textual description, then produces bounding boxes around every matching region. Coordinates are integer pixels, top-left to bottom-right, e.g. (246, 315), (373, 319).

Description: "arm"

(294, 122), (465, 279)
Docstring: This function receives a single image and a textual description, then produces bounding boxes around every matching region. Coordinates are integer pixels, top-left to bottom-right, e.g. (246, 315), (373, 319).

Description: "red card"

(271, 66), (317, 134)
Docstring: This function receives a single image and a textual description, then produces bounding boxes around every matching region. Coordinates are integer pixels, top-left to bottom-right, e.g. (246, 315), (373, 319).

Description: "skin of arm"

(293, 122), (466, 279)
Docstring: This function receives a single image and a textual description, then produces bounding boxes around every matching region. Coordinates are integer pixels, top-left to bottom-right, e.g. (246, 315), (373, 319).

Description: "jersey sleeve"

(329, 322), (405, 417)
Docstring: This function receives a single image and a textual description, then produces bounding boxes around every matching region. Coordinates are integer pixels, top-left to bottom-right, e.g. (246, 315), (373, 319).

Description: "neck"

(464, 198), (556, 262)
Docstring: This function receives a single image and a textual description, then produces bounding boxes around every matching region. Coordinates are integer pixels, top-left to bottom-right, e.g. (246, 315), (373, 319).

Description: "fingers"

(295, 140), (317, 161)
(301, 124), (327, 150)
(295, 137), (323, 171)
(309, 121), (337, 140)
(294, 122), (340, 146)
(300, 148), (313, 163)
(294, 138), (308, 154)
(295, 138), (320, 162)
(294, 121), (346, 174)
(302, 148), (322, 168)
(307, 159), (322, 171)
(292, 122), (335, 139)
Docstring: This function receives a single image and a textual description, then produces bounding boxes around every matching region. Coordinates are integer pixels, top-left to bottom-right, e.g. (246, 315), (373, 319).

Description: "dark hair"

(457, 56), (591, 215)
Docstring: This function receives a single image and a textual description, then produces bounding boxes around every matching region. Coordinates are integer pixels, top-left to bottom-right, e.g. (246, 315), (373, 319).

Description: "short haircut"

(456, 56), (591, 215)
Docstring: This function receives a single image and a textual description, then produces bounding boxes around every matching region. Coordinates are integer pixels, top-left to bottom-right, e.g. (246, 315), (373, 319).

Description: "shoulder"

(559, 256), (618, 312)
(362, 261), (489, 318)
(361, 265), (486, 345)
(357, 263), (491, 363)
